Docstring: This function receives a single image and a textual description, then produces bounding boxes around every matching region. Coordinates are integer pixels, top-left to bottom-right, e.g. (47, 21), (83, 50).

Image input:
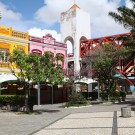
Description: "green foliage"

(109, 89), (120, 102)
(9, 49), (64, 85)
(9, 49), (64, 109)
(109, 0), (135, 56)
(120, 91), (126, 97)
(66, 91), (87, 107)
(0, 95), (36, 108)
(83, 44), (128, 96)
(100, 91), (108, 101)
(109, 0), (135, 31)
(55, 53), (64, 62)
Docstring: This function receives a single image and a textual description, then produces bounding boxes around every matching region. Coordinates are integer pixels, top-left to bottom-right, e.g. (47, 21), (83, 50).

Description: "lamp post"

(34, 82), (40, 105)
(37, 82), (40, 105)
(94, 78), (100, 100)
(51, 84), (53, 104)
(97, 80), (100, 99)
(47, 83), (54, 104)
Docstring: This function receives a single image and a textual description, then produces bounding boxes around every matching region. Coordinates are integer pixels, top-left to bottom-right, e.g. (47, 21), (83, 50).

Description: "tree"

(9, 49), (31, 112)
(82, 44), (128, 93)
(109, 0), (135, 56)
(9, 49), (64, 110)
(109, 0), (135, 31)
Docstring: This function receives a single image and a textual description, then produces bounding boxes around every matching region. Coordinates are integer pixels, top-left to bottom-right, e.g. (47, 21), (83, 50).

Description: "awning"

(75, 77), (97, 84)
(0, 74), (18, 83)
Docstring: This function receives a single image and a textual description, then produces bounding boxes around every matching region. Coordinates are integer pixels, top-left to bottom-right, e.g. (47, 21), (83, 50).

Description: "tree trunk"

(25, 83), (30, 112)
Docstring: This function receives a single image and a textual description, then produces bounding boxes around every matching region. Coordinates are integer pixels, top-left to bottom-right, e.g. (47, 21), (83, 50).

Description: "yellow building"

(0, 25), (28, 74)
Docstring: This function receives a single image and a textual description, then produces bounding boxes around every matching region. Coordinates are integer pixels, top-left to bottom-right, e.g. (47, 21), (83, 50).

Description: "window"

(56, 53), (64, 67)
(32, 49), (42, 55)
(0, 49), (9, 62)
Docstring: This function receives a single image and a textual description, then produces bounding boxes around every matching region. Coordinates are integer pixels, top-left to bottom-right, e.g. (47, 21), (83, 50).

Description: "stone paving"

(0, 94), (135, 135)
(33, 111), (135, 135)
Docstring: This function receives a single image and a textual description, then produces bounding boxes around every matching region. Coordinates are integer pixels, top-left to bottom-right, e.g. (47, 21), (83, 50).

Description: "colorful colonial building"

(0, 25), (67, 103)
(0, 25), (28, 73)
(29, 34), (67, 69)
(0, 25), (67, 74)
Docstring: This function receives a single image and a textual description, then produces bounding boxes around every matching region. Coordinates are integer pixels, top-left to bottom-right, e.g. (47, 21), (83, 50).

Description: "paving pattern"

(0, 94), (135, 135)
(33, 111), (135, 135)
(33, 112), (113, 135)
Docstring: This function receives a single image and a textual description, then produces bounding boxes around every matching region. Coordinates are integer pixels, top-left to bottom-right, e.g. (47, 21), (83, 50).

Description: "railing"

(12, 30), (28, 40)
(67, 53), (74, 57)
(0, 26), (28, 40)
(0, 62), (9, 68)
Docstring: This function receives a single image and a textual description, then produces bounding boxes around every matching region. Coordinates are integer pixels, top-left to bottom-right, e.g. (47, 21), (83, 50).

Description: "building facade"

(0, 25), (67, 101)
(60, 4), (91, 72)
(29, 34), (67, 69)
(0, 26), (67, 74)
(0, 26), (28, 74)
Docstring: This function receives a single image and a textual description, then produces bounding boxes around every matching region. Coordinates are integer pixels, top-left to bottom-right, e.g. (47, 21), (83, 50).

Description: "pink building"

(29, 34), (67, 69)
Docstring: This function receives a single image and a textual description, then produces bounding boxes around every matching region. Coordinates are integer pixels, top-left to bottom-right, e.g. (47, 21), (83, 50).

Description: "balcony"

(0, 26), (28, 40)
(67, 53), (74, 57)
(0, 62), (9, 68)
(12, 30), (28, 40)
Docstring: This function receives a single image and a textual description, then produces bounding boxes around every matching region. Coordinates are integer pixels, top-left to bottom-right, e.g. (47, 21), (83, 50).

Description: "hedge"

(0, 95), (37, 109)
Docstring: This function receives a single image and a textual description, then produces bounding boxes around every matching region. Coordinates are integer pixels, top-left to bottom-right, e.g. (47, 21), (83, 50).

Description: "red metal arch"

(80, 33), (131, 57)
(80, 32), (135, 87)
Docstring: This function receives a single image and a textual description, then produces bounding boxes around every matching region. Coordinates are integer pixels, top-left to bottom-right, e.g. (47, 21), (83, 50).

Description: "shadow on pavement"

(33, 109), (60, 114)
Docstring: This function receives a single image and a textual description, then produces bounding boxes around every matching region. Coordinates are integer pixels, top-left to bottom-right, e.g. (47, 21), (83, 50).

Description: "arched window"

(0, 49), (9, 62)
(31, 49), (42, 55)
(64, 36), (74, 57)
(56, 53), (64, 67)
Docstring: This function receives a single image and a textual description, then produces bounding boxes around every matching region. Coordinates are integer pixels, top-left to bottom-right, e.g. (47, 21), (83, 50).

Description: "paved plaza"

(0, 94), (135, 135)
(33, 111), (135, 135)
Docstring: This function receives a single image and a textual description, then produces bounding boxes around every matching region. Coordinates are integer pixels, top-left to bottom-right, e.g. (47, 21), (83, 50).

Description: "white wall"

(60, 6), (91, 72)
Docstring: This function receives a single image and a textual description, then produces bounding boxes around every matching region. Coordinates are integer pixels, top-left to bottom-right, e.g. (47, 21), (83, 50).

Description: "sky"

(0, 0), (132, 43)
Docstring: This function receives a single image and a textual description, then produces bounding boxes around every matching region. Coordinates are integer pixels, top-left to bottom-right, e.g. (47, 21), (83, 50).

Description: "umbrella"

(75, 77), (97, 84)
(0, 74), (18, 83)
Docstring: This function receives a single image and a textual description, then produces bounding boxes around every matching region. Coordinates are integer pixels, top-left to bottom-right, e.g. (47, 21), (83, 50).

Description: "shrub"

(66, 91), (87, 106)
(120, 91), (126, 101)
(100, 91), (108, 101)
(0, 95), (36, 111)
(120, 91), (126, 97)
(109, 90), (120, 102)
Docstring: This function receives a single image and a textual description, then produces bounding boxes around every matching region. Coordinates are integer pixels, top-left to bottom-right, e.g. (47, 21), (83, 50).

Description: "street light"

(33, 82), (40, 105)
(48, 84), (53, 104)
(93, 78), (100, 100)
(97, 81), (100, 99)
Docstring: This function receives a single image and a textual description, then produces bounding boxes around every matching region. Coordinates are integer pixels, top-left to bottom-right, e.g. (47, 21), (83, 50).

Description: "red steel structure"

(80, 33), (135, 87)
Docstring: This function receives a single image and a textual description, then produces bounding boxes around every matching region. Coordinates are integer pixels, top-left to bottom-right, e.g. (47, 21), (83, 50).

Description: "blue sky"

(0, 0), (130, 41)
(0, 0), (44, 20)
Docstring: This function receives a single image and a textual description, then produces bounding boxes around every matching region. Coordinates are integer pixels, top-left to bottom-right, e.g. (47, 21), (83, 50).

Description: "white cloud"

(0, 2), (22, 21)
(35, 0), (129, 38)
(125, 0), (133, 8)
(0, 0), (131, 39)
(0, 1), (29, 31)
(28, 27), (61, 41)
(35, 0), (72, 25)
